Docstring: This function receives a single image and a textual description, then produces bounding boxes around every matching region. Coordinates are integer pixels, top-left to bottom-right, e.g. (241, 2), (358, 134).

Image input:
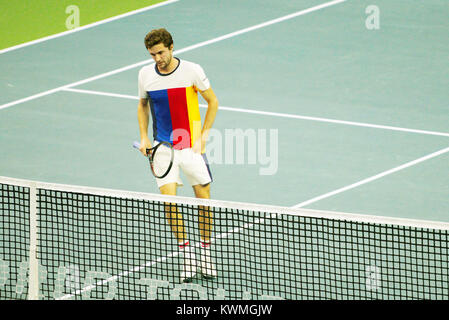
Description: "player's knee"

(194, 183), (210, 199)
(160, 182), (177, 195)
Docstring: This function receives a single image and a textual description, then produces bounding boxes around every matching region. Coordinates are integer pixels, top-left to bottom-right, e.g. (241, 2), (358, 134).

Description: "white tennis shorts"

(153, 141), (213, 188)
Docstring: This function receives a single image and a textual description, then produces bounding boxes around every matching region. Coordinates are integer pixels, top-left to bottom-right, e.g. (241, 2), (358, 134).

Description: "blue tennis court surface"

(1, 0), (448, 222)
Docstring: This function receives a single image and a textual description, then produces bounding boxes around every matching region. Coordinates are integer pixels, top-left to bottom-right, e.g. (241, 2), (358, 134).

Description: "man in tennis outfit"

(137, 28), (219, 282)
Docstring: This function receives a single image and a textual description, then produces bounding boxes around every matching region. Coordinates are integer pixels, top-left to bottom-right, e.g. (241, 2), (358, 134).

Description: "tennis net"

(1, 176), (449, 300)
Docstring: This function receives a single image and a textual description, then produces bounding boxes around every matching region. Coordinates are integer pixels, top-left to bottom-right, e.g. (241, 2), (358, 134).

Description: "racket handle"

(133, 141), (141, 149)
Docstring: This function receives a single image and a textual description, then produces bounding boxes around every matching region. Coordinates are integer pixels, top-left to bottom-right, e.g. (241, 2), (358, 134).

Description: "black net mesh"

(1, 180), (448, 300)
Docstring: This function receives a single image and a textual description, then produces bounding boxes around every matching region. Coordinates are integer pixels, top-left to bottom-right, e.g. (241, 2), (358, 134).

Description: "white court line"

(0, 60), (152, 111)
(173, 0), (347, 55)
(293, 146), (449, 208)
(0, 0), (179, 55)
(0, 0), (347, 111)
(63, 87), (138, 100)
(62, 87), (449, 138)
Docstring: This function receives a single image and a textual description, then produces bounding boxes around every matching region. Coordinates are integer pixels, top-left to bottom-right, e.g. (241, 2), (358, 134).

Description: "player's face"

(148, 43), (173, 71)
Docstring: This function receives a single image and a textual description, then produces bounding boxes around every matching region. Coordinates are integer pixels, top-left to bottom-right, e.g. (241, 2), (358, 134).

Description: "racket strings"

(151, 143), (174, 178)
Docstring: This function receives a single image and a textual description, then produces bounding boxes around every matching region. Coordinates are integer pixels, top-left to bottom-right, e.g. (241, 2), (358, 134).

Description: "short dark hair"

(144, 28), (173, 49)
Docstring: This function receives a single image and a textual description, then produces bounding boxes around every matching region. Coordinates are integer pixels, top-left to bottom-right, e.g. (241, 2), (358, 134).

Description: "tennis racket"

(133, 141), (174, 179)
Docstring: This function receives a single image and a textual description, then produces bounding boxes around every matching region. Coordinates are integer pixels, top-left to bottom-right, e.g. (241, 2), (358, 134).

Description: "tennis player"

(137, 28), (219, 282)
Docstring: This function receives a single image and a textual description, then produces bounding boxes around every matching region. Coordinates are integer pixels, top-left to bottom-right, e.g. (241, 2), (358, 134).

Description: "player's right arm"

(137, 98), (152, 156)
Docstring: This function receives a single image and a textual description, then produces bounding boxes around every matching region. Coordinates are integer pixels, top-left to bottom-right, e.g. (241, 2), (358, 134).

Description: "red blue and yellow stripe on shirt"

(148, 86), (201, 150)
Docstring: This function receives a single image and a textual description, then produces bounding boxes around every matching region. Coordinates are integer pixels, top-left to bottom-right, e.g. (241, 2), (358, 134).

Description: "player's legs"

(159, 183), (186, 244)
(175, 149), (215, 279)
(193, 183), (212, 243)
(193, 183), (216, 279)
(160, 182), (197, 282)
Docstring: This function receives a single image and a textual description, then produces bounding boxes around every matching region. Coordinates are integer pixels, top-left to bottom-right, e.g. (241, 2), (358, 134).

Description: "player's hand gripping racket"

(133, 141), (174, 179)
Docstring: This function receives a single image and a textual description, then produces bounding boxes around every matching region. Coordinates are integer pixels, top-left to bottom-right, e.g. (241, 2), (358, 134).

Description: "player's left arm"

(193, 87), (219, 154)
